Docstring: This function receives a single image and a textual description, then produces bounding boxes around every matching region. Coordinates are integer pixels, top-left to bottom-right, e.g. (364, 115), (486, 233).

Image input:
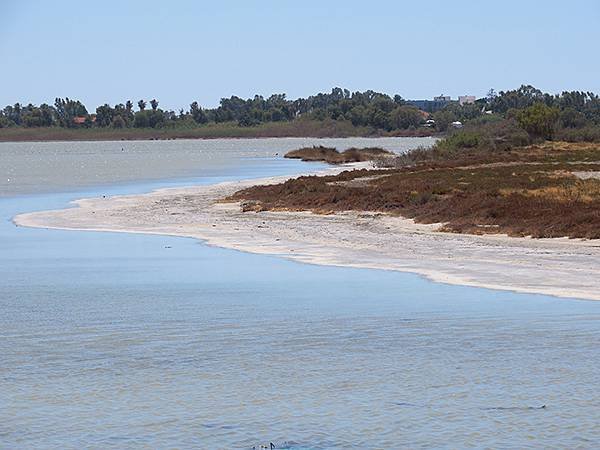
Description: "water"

(0, 137), (435, 197)
(1, 139), (599, 449)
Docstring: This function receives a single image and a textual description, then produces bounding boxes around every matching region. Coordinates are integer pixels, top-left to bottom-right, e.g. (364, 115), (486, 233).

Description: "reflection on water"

(1, 139), (599, 449)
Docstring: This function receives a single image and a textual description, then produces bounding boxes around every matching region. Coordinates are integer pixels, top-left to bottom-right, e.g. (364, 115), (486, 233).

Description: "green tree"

(433, 110), (457, 132)
(54, 97), (87, 127)
(387, 105), (422, 130)
(517, 102), (559, 139)
(190, 101), (207, 124)
(22, 103), (55, 127)
(111, 115), (126, 128)
(133, 110), (165, 128)
(0, 115), (12, 128)
(560, 107), (586, 128)
(95, 104), (114, 127)
(11, 103), (23, 125)
(123, 100), (134, 125)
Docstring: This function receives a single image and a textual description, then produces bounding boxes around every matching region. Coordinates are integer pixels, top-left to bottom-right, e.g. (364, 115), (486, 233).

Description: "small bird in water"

(252, 444), (275, 449)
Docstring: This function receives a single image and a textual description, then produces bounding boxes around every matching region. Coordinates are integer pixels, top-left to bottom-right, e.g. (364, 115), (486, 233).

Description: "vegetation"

(0, 119), (384, 142)
(0, 90), (429, 136)
(284, 146), (393, 164)
(516, 103), (560, 139)
(4, 84), (600, 238)
(228, 140), (600, 239)
(2, 85), (598, 141)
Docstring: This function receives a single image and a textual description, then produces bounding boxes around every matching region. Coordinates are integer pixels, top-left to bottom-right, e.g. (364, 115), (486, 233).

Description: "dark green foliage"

(491, 85), (600, 124)
(95, 104), (114, 127)
(190, 101), (208, 124)
(442, 131), (480, 149)
(432, 110), (457, 132)
(111, 115), (126, 128)
(560, 107), (587, 128)
(1, 85), (599, 139)
(555, 125), (600, 143)
(387, 105), (422, 130)
(133, 109), (165, 128)
(53, 98), (87, 127)
(22, 103), (55, 127)
(382, 118), (531, 168)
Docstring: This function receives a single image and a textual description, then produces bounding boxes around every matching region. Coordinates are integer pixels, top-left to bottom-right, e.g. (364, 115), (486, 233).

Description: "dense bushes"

(1, 85), (599, 140)
(516, 103), (560, 139)
(440, 131), (480, 148)
(382, 118), (532, 168)
(555, 125), (600, 143)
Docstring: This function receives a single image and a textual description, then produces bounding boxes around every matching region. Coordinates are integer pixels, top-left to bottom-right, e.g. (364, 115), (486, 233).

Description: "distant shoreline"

(14, 164), (600, 301)
(0, 122), (437, 143)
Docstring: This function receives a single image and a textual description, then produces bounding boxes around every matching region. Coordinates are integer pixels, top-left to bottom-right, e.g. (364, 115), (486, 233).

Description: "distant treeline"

(1, 86), (599, 135)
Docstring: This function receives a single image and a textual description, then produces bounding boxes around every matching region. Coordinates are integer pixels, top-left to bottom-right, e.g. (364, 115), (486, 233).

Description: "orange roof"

(73, 116), (95, 124)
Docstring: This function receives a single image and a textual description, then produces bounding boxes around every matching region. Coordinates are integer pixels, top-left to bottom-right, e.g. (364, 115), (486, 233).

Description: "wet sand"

(14, 163), (600, 301)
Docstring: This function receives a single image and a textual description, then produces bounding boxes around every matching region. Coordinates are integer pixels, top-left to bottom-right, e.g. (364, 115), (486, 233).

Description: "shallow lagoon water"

(0, 136), (436, 197)
(1, 139), (600, 449)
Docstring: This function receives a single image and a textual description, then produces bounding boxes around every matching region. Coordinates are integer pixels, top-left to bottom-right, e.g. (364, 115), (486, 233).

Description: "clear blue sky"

(1, 0), (599, 110)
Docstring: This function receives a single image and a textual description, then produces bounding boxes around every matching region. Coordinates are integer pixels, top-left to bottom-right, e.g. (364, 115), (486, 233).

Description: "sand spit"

(14, 164), (600, 301)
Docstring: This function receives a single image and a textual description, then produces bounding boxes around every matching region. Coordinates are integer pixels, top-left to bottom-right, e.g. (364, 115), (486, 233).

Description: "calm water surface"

(1, 139), (599, 449)
(0, 137), (436, 197)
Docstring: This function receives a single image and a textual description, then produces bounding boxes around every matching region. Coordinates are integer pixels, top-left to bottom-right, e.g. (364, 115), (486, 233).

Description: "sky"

(1, 0), (599, 111)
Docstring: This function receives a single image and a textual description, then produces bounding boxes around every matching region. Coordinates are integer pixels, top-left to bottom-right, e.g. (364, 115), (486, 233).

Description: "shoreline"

(13, 165), (600, 301)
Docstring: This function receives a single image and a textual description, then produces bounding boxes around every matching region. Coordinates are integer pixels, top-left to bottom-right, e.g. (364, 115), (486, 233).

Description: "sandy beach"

(14, 164), (600, 301)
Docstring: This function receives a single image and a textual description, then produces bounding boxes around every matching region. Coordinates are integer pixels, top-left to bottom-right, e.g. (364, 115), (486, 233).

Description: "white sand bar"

(14, 166), (600, 301)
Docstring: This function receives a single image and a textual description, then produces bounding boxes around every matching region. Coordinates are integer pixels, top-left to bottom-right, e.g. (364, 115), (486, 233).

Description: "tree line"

(1, 86), (599, 134)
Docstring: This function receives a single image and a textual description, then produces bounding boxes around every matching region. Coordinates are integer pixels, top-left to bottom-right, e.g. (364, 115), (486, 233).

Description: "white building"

(458, 95), (476, 106)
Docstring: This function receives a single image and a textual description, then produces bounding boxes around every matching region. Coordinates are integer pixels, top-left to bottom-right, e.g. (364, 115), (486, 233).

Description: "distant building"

(72, 116), (95, 125)
(406, 95), (455, 113)
(406, 94), (478, 112)
(458, 95), (476, 106)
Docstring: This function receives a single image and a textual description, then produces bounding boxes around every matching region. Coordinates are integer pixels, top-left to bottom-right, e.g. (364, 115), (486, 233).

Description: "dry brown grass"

(228, 142), (600, 239)
(284, 146), (393, 164)
(509, 179), (600, 203)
